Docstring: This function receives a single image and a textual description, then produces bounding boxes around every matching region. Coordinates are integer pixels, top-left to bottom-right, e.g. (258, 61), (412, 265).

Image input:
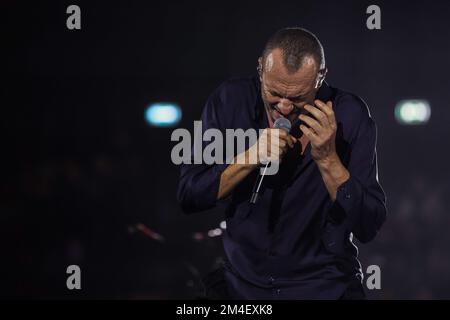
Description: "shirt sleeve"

(328, 113), (387, 243)
(176, 88), (229, 214)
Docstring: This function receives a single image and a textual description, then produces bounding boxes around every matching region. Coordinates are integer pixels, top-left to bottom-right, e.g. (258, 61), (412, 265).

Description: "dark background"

(2, 0), (450, 299)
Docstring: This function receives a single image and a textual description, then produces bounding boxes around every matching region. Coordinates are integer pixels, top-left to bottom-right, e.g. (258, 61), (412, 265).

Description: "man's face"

(259, 49), (321, 124)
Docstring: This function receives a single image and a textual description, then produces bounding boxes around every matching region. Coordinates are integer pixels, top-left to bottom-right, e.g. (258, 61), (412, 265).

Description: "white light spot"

(395, 100), (431, 125)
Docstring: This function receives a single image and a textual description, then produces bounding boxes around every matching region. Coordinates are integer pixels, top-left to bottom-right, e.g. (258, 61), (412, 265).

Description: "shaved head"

(261, 27), (325, 74)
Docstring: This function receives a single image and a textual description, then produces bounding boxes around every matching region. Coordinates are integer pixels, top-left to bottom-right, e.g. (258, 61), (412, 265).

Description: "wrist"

(316, 152), (340, 170)
(317, 153), (350, 184)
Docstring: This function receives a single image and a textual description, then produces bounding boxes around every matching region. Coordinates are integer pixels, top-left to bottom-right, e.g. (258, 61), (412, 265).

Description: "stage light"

(395, 100), (431, 125)
(145, 103), (182, 127)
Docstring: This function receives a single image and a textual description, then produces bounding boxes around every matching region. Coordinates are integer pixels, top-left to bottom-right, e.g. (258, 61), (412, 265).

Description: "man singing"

(177, 27), (387, 299)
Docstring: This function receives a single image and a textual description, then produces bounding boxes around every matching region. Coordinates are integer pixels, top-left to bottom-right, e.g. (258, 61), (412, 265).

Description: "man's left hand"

(298, 99), (337, 163)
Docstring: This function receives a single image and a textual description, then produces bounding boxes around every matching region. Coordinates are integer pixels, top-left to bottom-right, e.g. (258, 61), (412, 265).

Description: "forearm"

(316, 152), (350, 202)
(217, 149), (258, 200)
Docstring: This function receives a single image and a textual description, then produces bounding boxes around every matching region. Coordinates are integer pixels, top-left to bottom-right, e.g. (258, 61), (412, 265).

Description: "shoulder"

(333, 89), (372, 122)
(331, 87), (376, 142)
(211, 76), (259, 105)
(202, 76), (259, 128)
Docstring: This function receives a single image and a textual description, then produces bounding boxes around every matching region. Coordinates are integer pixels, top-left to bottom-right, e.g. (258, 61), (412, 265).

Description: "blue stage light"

(145, 103), (182, 127)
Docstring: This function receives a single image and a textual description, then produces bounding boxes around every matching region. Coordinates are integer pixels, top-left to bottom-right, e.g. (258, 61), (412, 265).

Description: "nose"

(276, 99), (294, 116)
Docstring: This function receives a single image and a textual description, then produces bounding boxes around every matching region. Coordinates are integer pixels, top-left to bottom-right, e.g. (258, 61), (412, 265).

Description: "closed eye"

(268, 89), (304, 102)
(269, 90), (281, 98)
(290, 96), (303, 103)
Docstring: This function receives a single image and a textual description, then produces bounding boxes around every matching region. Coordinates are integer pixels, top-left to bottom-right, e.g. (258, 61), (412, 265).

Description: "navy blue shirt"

(177, 75), (387, 299)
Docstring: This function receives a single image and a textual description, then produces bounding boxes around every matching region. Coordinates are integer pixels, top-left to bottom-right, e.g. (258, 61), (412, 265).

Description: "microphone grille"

(273, 117), (291, 132)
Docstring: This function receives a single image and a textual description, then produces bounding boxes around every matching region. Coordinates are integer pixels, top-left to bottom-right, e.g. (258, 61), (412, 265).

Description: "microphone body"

(250, 118), (291, 204)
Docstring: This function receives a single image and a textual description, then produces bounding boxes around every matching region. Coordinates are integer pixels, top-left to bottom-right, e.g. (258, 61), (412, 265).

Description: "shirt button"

(345, 194), (351, 199)
(269, 276), (275, 284)
(276, 289), (281, 295)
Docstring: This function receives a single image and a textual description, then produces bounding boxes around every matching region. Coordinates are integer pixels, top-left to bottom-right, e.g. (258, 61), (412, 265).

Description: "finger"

(279, 133), (295, 148)
(268, 129), (287, 144)
(270, 129), (293, 148)
(304, 104), (328, 127)
(287, 135), (297, 148)
(271, 137), (288, 151)
(280, 135), (293, 148)
(325, 101), (337, 129)
(290, 135), (298, 144)
(268, 139), (281, 154)
(314, 99), (333, 116)
(299, 124), (319, 144)
(277, 129), (289, 139)
(279, 143), (289, 156)
(299, 114), (322, 135)
(314, 99), (335, 127)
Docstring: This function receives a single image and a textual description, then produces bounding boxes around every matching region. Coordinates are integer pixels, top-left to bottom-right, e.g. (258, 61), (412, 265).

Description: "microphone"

(250, 117), (292, 204)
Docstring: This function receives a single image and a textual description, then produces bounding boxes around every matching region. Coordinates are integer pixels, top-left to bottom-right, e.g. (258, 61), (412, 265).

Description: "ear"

(257, 57), (263, 80)
(315, 67), (328, 89)
(321, 68), (328, 80)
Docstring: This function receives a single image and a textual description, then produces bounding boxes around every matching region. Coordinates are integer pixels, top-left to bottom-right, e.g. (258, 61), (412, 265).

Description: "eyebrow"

(269, 90), (304, 100)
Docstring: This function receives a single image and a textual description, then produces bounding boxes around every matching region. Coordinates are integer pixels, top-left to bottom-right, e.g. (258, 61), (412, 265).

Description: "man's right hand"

(217, 128), (296, 200)
(253, 128), (297, 165)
